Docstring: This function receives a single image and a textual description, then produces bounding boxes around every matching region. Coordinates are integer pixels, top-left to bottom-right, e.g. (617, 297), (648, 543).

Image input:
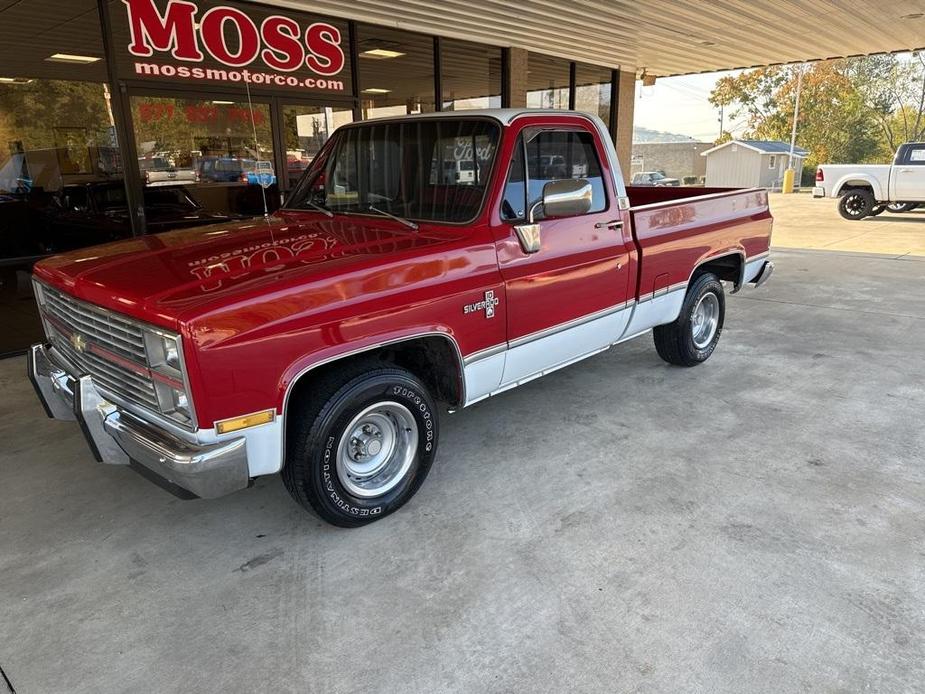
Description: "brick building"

(631, 141), (710, 182)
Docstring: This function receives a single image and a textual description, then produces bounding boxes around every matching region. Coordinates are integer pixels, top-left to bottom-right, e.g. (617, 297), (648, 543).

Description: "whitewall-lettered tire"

(283, 365), (438, 527)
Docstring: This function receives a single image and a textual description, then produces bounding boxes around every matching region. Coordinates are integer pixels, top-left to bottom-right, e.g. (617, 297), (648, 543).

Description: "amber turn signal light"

(216, 409), (276, 434)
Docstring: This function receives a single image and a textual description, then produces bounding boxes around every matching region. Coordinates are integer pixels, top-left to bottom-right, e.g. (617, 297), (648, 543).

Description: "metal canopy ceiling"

(267, 0), (925, 75)
(1, 0), (923, 82)
(0, 0), (107, 81)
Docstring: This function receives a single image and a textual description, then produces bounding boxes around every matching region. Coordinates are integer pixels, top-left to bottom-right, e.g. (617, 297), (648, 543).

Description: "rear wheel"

(282, 364), (438, 527)
(653, 272), (725, 367)
(838, 189), (874, 220)
(886, 202), (917, 213)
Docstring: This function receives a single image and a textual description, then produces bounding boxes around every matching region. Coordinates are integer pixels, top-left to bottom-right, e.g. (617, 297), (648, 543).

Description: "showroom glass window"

(527, 54), (571, 109)
(441, 39), (502, 111)
(282, 105), (354, 190)
(129, 95), (279, 220)
(356, 25), (436, 119)
(574, 63), (613, 125)
(0, 1), (129, 357)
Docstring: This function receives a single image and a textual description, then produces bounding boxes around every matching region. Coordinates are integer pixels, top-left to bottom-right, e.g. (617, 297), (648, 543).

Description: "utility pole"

(784, 64), (804, 193)
(718, 104), (724, 140)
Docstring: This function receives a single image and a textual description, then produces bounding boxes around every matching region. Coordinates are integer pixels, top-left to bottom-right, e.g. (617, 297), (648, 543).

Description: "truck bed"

(625, 185), (773, 301)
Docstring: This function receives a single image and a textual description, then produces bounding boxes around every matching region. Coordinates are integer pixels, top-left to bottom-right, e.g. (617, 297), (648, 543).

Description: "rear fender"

(690, 248), (747, 292)
(833, 174), (884, 200)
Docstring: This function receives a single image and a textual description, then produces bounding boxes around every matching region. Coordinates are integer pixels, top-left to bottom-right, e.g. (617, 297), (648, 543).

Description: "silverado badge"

(464, 291), (500, 319)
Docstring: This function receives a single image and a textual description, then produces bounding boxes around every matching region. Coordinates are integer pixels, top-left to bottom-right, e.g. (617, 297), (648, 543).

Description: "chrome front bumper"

(28, 343), (250, 499)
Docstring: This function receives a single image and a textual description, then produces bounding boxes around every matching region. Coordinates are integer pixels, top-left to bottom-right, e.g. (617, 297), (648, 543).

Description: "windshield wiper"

(301, 199), (334, 218)
(367, 205), (419, 231)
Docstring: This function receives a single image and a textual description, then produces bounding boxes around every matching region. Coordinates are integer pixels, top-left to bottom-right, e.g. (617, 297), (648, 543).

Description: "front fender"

(277, 328), (466, 414)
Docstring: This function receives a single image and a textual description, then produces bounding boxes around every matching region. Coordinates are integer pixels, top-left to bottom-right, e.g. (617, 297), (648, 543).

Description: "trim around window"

(499, 125), (611, 224)
(282, 115), (504, 227)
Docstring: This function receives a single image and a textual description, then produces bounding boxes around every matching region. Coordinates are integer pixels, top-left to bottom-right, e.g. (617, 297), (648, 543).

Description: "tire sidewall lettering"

(686, 279), (723, 360)
(314, 377), (438, 520)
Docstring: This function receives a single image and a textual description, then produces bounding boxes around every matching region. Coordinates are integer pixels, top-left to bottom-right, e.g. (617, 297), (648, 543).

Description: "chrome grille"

(38, 285), (160, 411)
(41, 284), (147, 363)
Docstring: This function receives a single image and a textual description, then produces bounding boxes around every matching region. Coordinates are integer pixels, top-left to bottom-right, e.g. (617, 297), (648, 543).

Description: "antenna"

(244, 80), (270, 219)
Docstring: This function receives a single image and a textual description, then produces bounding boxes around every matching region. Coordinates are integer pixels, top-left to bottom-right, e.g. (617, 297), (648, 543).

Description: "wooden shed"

(702, 140), (809, 190)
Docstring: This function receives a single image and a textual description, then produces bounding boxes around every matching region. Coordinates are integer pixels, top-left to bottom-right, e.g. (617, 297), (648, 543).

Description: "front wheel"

(838, 189), (874, 220)
(653, 272), (725, 367)
(282, 365), (438, 527)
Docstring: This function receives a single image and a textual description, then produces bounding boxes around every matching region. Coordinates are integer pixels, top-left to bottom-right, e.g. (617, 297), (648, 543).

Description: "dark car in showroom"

(38, 182), (239, 253)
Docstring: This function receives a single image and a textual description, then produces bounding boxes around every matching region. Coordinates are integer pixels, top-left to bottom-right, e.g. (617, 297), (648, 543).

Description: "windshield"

(286, 119), (500, 224)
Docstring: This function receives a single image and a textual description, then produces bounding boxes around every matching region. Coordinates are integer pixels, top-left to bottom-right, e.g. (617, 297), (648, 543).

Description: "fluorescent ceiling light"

(362, 88), (392, 94)
(212, 100), (234, 105)
(0, 77), (33, 84)
(45, 53), (101, 64)
(360, 48), (406, 59)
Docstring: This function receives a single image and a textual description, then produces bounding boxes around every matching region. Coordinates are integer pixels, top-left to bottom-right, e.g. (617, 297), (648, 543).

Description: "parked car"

(39, 182), (239, 252)
(138, 157), (199, 187)
(287, 153), (311, 180)
(28, 110), (773, 527)
(814, 142), (925, 219)
(198, 157), (277, 186)
(632, 171), (681, 187)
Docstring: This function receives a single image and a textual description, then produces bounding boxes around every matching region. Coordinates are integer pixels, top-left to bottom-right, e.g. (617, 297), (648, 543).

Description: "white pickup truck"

(814, 142), (925, 220)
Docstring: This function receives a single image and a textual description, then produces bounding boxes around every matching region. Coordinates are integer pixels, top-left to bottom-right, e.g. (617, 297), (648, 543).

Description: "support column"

(613, 69), (636, 177)
(505, 47), (528, 108)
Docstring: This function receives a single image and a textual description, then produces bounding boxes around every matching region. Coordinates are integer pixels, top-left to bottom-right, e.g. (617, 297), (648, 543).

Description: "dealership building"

(1, 0), (922, 357)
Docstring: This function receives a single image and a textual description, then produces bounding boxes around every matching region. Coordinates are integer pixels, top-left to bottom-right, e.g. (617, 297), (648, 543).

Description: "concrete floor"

(1, 248), (924, 693)
(771, 192), (925, 257)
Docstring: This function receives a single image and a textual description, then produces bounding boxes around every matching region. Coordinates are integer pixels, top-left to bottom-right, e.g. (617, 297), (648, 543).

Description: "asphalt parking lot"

(2, 245), (924, 693)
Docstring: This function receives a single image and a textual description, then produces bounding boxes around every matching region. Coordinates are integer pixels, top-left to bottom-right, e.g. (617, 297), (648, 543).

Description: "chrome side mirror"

(514, 178), (593, 254)
(542, 178), (593, 218)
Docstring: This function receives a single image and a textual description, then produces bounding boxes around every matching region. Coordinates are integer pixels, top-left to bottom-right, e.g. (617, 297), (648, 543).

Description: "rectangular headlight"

(144, 328), (195, 428)
(144, 330), (182, 374)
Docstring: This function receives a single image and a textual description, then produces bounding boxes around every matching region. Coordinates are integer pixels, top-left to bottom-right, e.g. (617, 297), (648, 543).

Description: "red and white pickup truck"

(29, 110), (773, 527)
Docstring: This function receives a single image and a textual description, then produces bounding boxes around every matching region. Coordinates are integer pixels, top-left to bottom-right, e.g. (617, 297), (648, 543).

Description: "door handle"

(899, 168), (913, 173)
(595, 219), (624, 230)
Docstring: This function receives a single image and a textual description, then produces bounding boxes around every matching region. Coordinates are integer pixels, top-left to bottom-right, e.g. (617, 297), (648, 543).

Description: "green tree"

(846, 53), (925, 153)
(708, 56), (924, 168)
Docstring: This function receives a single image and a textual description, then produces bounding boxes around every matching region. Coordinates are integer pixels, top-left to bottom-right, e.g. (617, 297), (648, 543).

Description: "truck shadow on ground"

(865, 214), (925, 223)
(120, 338), (665, 541)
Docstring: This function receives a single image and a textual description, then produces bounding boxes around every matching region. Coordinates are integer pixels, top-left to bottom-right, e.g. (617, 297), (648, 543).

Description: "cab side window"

(501, 129), (607, 221)
(907, 144), (925, 165)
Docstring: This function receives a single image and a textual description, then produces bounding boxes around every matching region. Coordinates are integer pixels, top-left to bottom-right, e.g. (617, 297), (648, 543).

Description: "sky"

(633, 70), (744, 142)
(634, 51), (920, 143)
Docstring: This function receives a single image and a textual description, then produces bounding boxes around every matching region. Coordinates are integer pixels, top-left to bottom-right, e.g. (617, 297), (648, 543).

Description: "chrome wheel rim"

(336, 402), (418, 499)
(691, 293), (720, 349)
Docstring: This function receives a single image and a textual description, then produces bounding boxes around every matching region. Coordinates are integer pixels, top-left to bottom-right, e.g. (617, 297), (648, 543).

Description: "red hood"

(34, 212), (453, 329)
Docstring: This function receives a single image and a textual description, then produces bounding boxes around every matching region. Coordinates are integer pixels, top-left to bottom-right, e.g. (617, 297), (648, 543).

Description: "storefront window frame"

(91, 5), (625, 239)
(437, 36), (504, 112)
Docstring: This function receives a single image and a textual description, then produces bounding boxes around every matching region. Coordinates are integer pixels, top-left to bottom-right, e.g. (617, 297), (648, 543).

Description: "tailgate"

(628, 188), (772, 300)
